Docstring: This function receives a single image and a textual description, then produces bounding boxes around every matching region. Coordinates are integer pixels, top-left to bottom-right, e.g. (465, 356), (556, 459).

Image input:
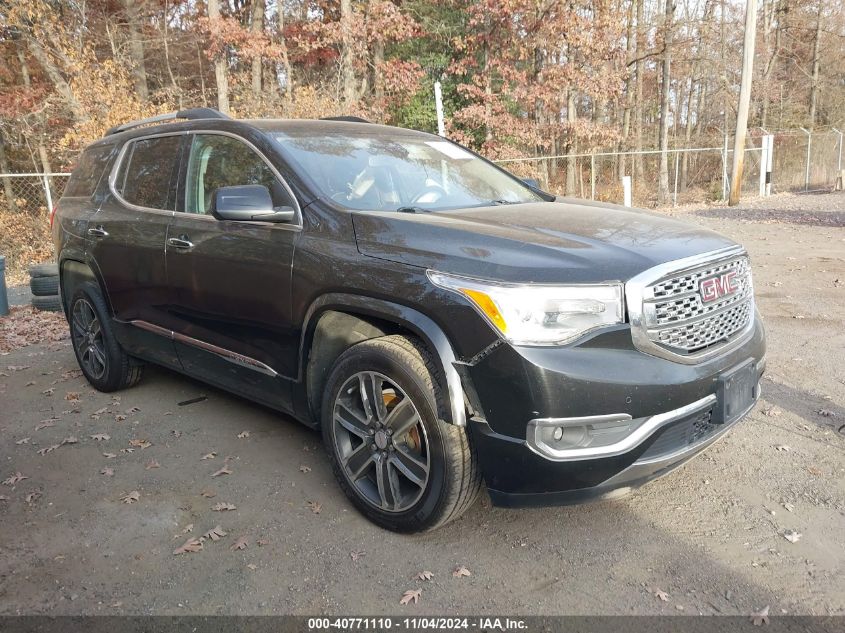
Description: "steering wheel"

(410, 186), (445, 205)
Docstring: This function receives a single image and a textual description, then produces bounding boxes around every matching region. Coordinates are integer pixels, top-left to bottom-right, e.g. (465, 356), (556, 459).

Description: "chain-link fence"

(495, 128), (844, 208)
(0, 173), (71, 215)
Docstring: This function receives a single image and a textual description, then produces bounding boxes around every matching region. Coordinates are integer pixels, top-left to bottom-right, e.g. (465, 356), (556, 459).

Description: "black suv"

(53, 108), (765, 532)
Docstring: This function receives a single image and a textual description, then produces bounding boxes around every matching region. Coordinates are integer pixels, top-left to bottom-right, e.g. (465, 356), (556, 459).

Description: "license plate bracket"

(714, 360), (758, 424)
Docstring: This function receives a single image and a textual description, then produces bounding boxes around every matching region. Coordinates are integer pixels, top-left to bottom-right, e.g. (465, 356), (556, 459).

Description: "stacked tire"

(29, 263), (63, 312)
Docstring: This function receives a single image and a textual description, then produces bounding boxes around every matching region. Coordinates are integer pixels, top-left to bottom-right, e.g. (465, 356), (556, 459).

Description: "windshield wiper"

(396, 206), (432, 214)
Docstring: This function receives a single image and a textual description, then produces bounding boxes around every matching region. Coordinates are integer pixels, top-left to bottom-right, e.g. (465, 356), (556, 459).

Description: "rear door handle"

(167, 236), (194, 250)
(88, 226), (108, 238)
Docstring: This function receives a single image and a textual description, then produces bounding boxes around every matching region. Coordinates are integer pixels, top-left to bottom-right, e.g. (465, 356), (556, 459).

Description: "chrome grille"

(626, 248), (756, 363)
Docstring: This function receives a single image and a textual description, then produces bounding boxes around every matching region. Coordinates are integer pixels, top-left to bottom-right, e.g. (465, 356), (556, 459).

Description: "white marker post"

(622, 175), (632, 207)
(434, 81), (446, 137)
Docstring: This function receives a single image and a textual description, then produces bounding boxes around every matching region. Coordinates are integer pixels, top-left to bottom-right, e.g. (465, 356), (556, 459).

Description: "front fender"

(299, 293), (467, 427)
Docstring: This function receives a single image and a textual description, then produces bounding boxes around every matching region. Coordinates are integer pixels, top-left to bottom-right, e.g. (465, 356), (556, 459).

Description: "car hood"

(351, 200), (738, 284)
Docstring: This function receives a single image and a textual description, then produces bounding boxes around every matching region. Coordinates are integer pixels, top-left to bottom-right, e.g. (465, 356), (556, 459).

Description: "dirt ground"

(0, 192), (843, 616)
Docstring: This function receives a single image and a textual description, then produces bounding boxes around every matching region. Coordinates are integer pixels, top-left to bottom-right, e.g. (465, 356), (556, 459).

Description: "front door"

(164, 132), (301, 412)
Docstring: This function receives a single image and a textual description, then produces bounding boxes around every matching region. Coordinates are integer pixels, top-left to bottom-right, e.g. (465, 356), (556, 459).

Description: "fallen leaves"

(416, 571), (434, 581)
(400, 589), (421, 605)
(61, 436), (79, 445)
(120, 491), (140, 504)
(145, 459), (160, 470)
(237, 431), (250, 439)
(15, 437), (31, 445)
(783, 530), (802, 544)
(38, 444), (60, 456)
(452, 566), (471, 578)
(3, 472), (28, 486)
(64, 392), (80, 402)
(173, 538), (203, 555)
(128, 439), (152, 449)
(25, 490), (42, 504)
(230, 536), (248, 551)
(211, 465), (232, 478)
(201, 452), (217, 460)
(100, 467), (114, 477)
(35, 419), (55, 431)
(751, 605), (770, 626)
(203, 525), (227, 541)
(299, 465), (311, 473)
(350, 550), (365, 562)
(306, 500), (322, 514)
(200, 489), (217, 498)
(774, 445), (790, 452)
(654, 588), (670, 602)
(212, 502), (237, 511)
(90, 433), (110, 441)
(103, 452), (117, 459)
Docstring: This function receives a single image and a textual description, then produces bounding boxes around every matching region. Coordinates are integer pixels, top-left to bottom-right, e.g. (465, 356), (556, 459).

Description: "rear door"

(164, 131), (301, 411)
(87, 133), (183, 365)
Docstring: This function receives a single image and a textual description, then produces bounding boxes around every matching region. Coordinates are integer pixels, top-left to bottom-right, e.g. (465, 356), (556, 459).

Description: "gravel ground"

(0, 192), (843, 616)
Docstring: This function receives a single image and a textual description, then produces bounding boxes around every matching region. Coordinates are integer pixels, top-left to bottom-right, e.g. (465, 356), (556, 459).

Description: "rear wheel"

(321, 335), (480, 532)
(68, 283), (143, 392)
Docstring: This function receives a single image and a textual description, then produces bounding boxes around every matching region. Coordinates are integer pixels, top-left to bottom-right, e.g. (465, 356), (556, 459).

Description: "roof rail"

(104, 108), (231, 136)
(320, 116), (370, 123)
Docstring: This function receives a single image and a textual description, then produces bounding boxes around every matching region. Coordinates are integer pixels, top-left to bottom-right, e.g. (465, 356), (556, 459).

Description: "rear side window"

(114, 135), (182, 210)
(64, 145), (114, 198)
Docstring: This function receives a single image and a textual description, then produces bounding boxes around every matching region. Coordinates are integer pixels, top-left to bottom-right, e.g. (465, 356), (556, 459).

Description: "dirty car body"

(53, 110), (765, 530)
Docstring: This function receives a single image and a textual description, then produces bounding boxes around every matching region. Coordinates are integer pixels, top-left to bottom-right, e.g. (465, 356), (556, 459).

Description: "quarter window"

(184, 134), (294, 215)
(65, 144), (115, 198)
(114, 135), (181, 210)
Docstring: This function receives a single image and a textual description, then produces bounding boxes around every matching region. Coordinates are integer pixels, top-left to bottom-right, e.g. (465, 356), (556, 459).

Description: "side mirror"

(212, 185), (295, 223)
(522, 178), (541, 190)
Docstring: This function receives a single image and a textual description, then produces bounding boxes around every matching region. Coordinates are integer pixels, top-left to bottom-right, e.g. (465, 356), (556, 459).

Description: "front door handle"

(167, 235), (194, 250)
(88, 226), (108, 238)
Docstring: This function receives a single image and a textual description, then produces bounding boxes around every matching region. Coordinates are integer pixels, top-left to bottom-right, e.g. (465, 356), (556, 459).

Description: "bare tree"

(658, 0), (675, 205)
(123, 0), (149, 102)
(208, 0), (230, 113)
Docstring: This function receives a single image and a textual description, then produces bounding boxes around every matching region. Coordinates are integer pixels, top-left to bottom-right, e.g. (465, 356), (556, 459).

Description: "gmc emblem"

(700, 271), (738, 303)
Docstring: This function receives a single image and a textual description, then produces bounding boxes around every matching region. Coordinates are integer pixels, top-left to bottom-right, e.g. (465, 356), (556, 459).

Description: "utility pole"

(728, 0), (759, 206)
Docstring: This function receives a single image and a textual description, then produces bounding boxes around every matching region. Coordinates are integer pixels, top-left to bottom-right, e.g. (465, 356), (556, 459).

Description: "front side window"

(65, 144), (115, 198)
(114, 135), (181, 210)
(271, 132), (543, 212)
(184, 134), (295, 215)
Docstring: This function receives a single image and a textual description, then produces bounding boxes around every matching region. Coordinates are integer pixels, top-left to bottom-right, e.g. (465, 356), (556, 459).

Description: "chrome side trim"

(128, 320), (278, 378)
(625, 246), (755, 365)
(526, 394), (717, 462)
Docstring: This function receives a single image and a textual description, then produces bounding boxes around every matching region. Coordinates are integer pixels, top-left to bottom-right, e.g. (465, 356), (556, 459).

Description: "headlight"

(427, 271), (624, 346)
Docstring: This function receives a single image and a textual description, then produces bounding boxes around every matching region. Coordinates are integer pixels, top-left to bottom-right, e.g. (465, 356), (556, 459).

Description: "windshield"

(271, 132), (543, 212)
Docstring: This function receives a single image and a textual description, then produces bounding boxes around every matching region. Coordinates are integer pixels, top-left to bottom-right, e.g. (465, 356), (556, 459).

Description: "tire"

(30, 275), (59, 297)
(321, 335), (481, 533)
(31, 295), (63, 312)
(28, 263), (59, 278)
(67, 282), (143, 392)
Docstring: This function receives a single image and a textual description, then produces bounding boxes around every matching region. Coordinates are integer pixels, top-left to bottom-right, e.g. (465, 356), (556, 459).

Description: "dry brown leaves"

(3, 472), (28, 486)
(230, 536), (248, 551)
(203, 525), (227, 541)
(0, 210), (53, 286)
(306, 500), (322, 514)
(211, 464), (232, 477)
(416, 571), (434, 581)
(452, 566), (471, 578)
(90, 433), (110, 441)
(400, 589), (421, 605)
(173, 538), (203, 555)
(120, 490), (140, 504)
(212, 502), (236, 511)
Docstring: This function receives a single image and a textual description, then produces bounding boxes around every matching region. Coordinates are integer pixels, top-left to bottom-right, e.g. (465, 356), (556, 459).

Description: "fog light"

(527, 413), (641, 460)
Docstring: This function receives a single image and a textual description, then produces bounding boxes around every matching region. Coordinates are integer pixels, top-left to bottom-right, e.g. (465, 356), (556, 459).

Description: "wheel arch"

(59, 259), (102, 316)
(301, 294), (468, 428)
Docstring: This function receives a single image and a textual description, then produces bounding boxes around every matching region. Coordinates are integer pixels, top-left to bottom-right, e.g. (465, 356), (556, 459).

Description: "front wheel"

(321, 335), (480, 532)
(68, 282), (143, 392)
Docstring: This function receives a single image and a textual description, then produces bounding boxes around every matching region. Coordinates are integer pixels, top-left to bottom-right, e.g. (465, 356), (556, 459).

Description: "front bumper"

(460, 314), (766, 507)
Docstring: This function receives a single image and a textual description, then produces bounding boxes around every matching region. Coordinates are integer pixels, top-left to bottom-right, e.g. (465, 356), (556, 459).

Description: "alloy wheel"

(71, 298), (107, 380)
(332, 371), (430, 513)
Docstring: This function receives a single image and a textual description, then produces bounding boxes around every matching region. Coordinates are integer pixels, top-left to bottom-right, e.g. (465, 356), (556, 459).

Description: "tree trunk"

(483, 38), (493, 143)
(251, 0), (265, 98)
(0, 134), (15, 210)
(808, 1), (822, 130)
(760, 0), (782, 130)
(619, 0), (637, 179)
(25, 37), (87, 123)
(208, 0), (230, 114)
(340, 0), (356, 105)
(680, 78), (696, 191)
(633, 0), (645, 184)
(373, 40), (385, 102)
(123, 0), (149, 102)
(277, 5), (293, 103)
(566, 89), (577, 196)
(658, 0), (674, 205)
